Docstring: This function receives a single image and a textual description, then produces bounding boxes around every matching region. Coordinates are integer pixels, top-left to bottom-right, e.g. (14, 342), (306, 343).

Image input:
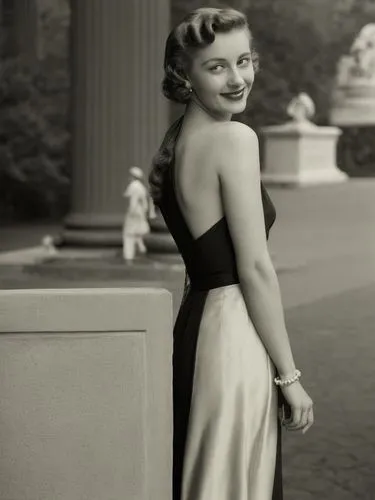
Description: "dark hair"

(149, 7), (257, 206)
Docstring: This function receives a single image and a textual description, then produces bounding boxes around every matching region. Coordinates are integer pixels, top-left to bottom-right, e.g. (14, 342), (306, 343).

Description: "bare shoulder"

(207, 121), (260, 175)
(217, 121), (257, 145)
(201, 121), (258, 147)
(192, 121), (258, 154)
(188, 122), (259, 181)
(215, 120), (258, 140)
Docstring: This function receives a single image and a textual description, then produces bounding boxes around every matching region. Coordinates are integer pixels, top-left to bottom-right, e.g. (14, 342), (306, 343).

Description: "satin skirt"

(177, 284), (279, 500)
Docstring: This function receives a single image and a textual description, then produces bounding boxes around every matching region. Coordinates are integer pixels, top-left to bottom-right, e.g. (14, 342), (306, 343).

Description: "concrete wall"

(0, 287), (173, 500)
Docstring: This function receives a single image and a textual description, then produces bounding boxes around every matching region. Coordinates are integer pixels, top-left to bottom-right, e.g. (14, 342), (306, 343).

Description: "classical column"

(62, 0), (173, 248)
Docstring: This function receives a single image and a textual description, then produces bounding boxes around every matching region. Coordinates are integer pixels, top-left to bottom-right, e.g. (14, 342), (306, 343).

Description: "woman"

(149, 7), (314, 500)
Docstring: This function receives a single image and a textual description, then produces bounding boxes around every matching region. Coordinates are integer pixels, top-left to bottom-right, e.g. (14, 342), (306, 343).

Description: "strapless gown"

(158, 116), (284, 500)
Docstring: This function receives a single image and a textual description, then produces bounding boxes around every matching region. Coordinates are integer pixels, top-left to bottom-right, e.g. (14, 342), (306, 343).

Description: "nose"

(227, 67), (245, 88)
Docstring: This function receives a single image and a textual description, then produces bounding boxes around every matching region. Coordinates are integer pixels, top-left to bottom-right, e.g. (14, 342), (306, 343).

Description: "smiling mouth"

(221, 88), (246, 97)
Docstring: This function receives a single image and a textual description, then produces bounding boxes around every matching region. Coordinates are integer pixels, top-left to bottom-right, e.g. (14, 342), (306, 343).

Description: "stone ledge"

(0, 253), (304, 284)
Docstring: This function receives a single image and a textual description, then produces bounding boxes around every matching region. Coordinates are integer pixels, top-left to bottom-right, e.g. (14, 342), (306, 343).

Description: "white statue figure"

(122, 166), (150, 262)
(336, 23), (375, 86)
(41, 234), (57, 256)
(287, 92), (315, 122)
(349, 23), (375, 80)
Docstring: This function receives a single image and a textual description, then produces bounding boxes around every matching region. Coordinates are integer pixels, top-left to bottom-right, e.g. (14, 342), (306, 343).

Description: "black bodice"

(158, 116), (276, 291)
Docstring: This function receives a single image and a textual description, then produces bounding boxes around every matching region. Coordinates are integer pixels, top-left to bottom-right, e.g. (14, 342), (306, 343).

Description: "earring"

(185, 82), (192, 93)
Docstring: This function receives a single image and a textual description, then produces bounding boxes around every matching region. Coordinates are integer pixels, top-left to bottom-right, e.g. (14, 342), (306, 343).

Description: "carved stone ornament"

(287, 92), (315, 122)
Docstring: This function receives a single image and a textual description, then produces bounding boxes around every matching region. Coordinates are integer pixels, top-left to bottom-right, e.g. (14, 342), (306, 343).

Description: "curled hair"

(163, 7), (255, 105)
(149, 7), (257, 206)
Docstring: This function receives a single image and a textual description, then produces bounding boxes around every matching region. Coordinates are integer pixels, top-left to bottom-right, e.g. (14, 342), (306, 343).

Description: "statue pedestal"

(330, 83), (375, 126)
(261, 121), (348, 187)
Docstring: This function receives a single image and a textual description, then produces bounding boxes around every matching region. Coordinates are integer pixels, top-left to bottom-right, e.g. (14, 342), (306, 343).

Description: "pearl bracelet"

(274, 369), (302, 387)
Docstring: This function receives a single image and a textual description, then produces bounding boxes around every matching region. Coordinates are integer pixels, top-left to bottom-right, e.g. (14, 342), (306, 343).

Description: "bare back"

(173, 123), (224, 241)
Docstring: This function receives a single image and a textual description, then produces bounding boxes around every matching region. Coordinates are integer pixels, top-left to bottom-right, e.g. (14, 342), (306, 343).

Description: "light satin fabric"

(181, 284), (278, 500)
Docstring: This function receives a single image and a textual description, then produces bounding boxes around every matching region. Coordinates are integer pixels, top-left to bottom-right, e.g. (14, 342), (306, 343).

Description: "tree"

(0, 1), (70, 220)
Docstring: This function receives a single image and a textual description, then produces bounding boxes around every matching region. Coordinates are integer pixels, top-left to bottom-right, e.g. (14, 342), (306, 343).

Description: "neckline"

(169, 116), (226, 244)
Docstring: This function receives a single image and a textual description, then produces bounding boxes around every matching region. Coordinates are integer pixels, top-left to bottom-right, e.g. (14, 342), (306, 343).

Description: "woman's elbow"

(238, 253), (276, 284)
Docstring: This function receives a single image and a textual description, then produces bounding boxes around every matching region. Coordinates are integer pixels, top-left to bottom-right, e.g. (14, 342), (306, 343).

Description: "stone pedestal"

(330, 83), (375, 126)
(261, 121), (347, 187)
(62, 0), (171, 247)
(0, 288), (173, 500)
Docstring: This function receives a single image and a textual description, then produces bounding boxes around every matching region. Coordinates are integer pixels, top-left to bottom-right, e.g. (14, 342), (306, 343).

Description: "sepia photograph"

(1, 1), (375, 499)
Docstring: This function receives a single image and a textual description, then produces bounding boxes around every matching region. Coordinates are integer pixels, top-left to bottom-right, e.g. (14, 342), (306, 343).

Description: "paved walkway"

(0, 222), (61, 253)
(283, 282), (375, 500)
(1, 179), (375, 499)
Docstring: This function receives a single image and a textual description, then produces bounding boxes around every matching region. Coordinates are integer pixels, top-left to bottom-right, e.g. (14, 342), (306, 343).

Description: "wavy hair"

(149, 7), (257, 206)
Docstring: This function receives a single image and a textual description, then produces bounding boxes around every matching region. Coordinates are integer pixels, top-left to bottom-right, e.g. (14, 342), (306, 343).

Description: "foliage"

(337, 127), (375, 177)
(0, 55), (70, 220)
(0, 1), (70, 221)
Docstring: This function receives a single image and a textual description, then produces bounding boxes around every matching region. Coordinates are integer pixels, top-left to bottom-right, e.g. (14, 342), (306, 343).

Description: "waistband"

(190, 272), (240, 291)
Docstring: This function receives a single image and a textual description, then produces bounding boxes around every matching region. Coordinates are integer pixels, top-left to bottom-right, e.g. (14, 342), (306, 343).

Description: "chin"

(207, 98), (247, 119)
(222, 101), (247, 115)
(219, 93), (249, 113)
(231, 101), (247, 112)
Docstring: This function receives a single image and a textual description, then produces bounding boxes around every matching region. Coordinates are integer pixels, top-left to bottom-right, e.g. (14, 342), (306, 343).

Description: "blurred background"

(1, 0), (375, 226)
(1, 2), (375, 500)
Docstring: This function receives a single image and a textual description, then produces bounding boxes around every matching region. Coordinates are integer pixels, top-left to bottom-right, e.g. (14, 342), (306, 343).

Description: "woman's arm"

(215, 122), (295, 377)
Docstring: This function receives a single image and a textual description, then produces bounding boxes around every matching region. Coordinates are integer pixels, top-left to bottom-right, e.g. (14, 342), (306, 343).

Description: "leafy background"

(1, 0), (375, 221)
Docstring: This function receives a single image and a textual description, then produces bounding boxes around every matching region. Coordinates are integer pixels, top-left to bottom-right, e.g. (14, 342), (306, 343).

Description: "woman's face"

(187, 28), (254, 120)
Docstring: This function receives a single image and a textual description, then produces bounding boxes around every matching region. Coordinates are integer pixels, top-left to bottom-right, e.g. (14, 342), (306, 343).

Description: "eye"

(209, 64), (224, 73)
(238, 57), (251, 67)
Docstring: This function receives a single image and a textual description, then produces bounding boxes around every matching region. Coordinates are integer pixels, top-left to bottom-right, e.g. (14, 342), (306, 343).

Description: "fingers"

(290, 407), (302, 429)
(284, 406), (314, 433)
(302, 407), (314, 434)
(284, 406), (303, 430)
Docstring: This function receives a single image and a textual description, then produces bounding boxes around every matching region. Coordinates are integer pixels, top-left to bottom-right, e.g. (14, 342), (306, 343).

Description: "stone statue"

(41, 235), (58, 256)
(331, 25), (375, 125)
(287, 92), (315, 123)
(336, 23), (375, 84)
(335, 56), (353, 87)
(122, 166), (150, 263)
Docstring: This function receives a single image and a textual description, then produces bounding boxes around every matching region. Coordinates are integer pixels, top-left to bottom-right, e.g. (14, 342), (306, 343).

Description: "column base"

(60, 228), (123, 247)
(261, 168), (348, 187)
(59, 212), (123, 247)
(60, 211), (181, 255)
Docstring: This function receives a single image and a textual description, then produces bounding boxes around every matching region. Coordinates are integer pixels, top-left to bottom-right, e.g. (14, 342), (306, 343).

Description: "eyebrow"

(202, 52), (251, 65)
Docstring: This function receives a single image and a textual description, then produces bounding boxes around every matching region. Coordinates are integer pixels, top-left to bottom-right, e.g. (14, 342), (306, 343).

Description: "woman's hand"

(280, 381), (314, 434)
